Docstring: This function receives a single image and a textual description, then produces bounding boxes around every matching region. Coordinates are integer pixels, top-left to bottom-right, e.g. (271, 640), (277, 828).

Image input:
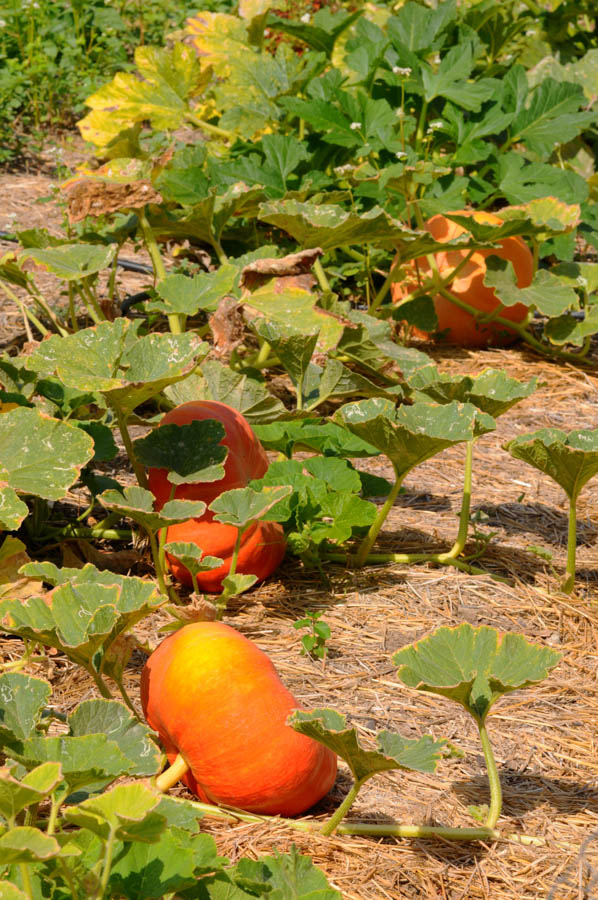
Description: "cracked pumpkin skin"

(392, 210), (533, 348)
(141, 622), (338, 816)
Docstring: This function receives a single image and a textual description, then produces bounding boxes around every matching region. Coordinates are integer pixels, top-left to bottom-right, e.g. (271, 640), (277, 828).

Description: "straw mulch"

(1, 172), (598, 900)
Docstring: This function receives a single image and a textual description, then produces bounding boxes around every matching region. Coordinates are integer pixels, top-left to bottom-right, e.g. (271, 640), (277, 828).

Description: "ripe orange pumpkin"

(166, 517), (286, 593)
(148, 400), (269, 510)
(392, 210), (533, 348)
(141, 622), (338, 815)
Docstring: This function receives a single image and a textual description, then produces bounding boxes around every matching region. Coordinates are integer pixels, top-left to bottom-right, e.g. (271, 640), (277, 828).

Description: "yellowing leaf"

(186, 12), (251, 78)
(78, 45), (211, 149)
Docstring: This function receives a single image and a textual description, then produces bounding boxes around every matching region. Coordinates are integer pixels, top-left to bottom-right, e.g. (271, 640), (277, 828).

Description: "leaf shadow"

(473, 500), (598, 548)
(452, 765), (598, 820)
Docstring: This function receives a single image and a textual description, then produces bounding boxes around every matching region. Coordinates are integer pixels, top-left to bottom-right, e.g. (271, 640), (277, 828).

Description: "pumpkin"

(141, 622), (338, 815)
(166, 517), (286, 593)
(392, 210), (533, 348)
(148, 400), (269, 510)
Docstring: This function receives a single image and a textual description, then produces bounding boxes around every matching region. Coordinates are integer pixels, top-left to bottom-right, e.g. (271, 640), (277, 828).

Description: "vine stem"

(148, 530), (170, 597)
(313, 258), (332, 293)
(97, 824), (118, 899)
(561, 494), (578, 593)
(321, 549), (510, 583)
(320, 780), (363, 836)
(437, 286), (593, 365)
(170, 793), (500, 841)
(138, 209), (184, 334)
(90, 669), (114, 700)
(354, 466), (405, 566)
(0, 281), (50, 337)
(435, 439), (474, 562)
(113, 406), (148, 489)
(479, 721), (502, 830)
(216, 527), (243, 618)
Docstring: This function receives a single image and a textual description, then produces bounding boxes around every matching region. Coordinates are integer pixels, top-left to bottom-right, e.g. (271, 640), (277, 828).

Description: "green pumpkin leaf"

(147, 266), (239, 317)
(21, 244), (115, 280)
(99, 486), (206, 532)
(10, 734), (131, 794)
(243, 284), (345, 350)
(0, 762), (63, 823)
(504, 428), (598, 501)
(230, 844), (342, 899)
(509, 78), (597, 158)
(483, 257), (579, 317)
(220, 573), (259, 596)
(409, 367), (537, 418)
(0, 881), (29, 899)
(209, 485), (292, 529)
(166, 361), (285, 424)
(544, 306), (598, 347)
(64, 782), (165, 842)
(163, 542), (224, 578)
(253, 418), (379, 458)
(0, 407), (94, 528)
(0, 672), (51, 749)
(335, 400), (492, 478)
(258, 199), (418, 251)
(68, 700), (162, 777)
(290, 708), (445, 782)
(393, 623), (561, 724)
(0, 827), (60, 864)
(133, 421), (228, 486)
(26, 320), (207, 417)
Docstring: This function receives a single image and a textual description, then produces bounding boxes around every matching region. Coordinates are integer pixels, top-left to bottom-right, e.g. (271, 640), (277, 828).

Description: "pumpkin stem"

(155, 753), (190, 792)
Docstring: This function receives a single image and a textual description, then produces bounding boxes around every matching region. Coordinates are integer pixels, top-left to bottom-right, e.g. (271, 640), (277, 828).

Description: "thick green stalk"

(148, 530), (170, 597)
(180, 796), (499, 841)
(138, 210), (184, 334)
(97, 824), (118, 899)
(80, 279), (106, 323)
(320, 779), (363, 836)
(185, 110), (236, 141)
(114, 406), (148, 489)
(313, 258), (332, 293)
(355, 466), (405, 566)
(322, 549), (509, 582)
(561, 494), (578, 593)
(479, 721), (502, 830)
(90, 669), (114, 700)
(0, 281), (49, 337)
(435, 439), (474, 562)
(216, 527), (243, 618)
(19, 864), (34, 898)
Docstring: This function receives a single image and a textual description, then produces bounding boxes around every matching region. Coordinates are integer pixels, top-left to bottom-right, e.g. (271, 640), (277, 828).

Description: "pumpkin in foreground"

(165, 517), (287, 593)
(392, 210), (533, 348)
(148, 400), (269, 510)
(142, 622), (338, 815)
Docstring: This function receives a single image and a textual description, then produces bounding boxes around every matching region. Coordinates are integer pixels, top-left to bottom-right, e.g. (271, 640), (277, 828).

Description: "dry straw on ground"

(1, 173), (598, 899)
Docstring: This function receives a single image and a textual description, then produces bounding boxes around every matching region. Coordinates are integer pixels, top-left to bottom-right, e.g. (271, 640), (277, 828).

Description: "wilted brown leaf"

(64, 180), (163, 224)
(240, 247), (323, 290)
(208, 295), (246, 359)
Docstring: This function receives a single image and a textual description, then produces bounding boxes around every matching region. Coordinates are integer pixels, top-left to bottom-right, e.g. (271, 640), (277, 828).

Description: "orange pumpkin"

(166, 517), (286, 593)
(392, 211), (533, 348)
(141, 622), (338, 815)
(148, 401), (269, 511)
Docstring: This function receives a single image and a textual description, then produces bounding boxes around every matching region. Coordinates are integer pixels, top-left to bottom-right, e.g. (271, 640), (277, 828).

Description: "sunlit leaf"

(209, 485), (292, 529)
(99, 486), (206, 532)
(0, 672), (51, 749)
(504, 428), (598, 501)
(393, 623), (561, 724)
(64, 782), (165, 842)
(290, 708), (445, 782)
(0, 827), (60, 864)
(22, 244), (115, 280)
(163, 542), (223, 578)
(147, 267), (238, 317)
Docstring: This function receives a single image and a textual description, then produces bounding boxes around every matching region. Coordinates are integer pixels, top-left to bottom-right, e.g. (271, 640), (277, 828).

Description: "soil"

(1, 151), (598, 900)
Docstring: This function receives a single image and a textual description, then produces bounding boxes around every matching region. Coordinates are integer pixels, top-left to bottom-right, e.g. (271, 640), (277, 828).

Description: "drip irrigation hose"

(0, 230), (588, 320)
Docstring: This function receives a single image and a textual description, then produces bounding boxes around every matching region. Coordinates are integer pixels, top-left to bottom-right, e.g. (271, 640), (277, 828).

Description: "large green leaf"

(0, 407), (94, 528)
(243, 284), (345, 350)
(9, 734), (132, 794)
(226, 844), (343, 899)
(108, 829), (224, 899)
(335, 399), (493, 477)
(209, 485), (292, 529)
(68, 700), (162, 777)
(0, 672), (50, 749)
(79, 45), (213, 148)
(408, 367), (537, 418)
(504, 428), (598, 501)
(253, 418), (379, 458)
(22, 245), (115, 281)
(64, 782), (165, 842)
(509, 78), (597, 158)
(393, 623), (561, 724)
(162, 542), (223, 579)
(25, 320), (207, 417)
(483, 258), (579, 317)
(147, 267), (239, 317)
(258, 200), (419, 251)
(290, 709), (445, 783)
(166, 361), (285, 424)
(0, 827), (60, 864)
(133, 421), (228, 486)
(0, 763), (63, 823)
(99, 486), (206, 533)
(1, 571), (163, 678)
